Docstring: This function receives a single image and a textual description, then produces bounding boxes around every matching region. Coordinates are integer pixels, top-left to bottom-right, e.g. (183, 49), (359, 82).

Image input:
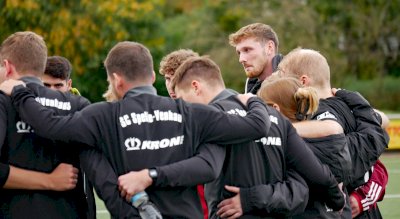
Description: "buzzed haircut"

(0, 31), (47, 75)
(171, 56), (225, 91)
(159, 49), (199, 76)
(278, 48), (331, 89)
(45, 56), (72, 80)
(229, 23), (279, 50)
(104, 41), (154, 82)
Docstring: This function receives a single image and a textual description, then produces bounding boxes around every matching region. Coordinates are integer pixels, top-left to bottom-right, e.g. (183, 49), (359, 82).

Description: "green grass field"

(94, 152), (400, 218)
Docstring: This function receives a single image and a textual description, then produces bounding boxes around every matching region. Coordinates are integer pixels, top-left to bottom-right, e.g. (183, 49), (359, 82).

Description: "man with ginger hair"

(278, 48), (389, 219)
(159, 49), (199, 98)
(229, 23), (283, 94)
(171, 56), (345, 218)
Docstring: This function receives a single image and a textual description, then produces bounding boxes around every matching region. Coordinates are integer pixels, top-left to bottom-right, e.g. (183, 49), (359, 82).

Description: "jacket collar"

(20, 76), (44, 86)
(210, 89), (238, 104)
(123, 85), (157, 99)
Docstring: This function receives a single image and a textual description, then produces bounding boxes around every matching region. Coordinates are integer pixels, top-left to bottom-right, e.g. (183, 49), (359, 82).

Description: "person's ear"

(4, 59), (15, 78)
(191, 80), (201, 96)
(151, 71), (156, 84)
(272, 103), (280, 112)
(300, 75), (310, 86)
(265, 40), (275, 56)
(112, 72), (123, 88)
(66, 79), (72, 89)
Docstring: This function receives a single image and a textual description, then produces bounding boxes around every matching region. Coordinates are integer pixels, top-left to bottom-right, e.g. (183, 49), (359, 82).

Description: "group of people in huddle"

(0, 22), (389, 219)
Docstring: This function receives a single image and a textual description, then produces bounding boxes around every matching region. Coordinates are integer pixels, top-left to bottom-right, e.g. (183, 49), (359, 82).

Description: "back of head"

(171, 56), (225, 92)
(45, 56), (72, 80)
(258, 77), (319, 121)
(104, 41), (154, 82)
(229, 23), (279, 51)
(278, 48), (330, 89)
(0, 31), (47, 76)
(159, 49), (199, 76)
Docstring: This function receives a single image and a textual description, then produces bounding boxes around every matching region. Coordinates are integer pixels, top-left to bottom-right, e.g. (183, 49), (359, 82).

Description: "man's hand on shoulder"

(237, 93), (256, 106)
(0, 79), (25, 95)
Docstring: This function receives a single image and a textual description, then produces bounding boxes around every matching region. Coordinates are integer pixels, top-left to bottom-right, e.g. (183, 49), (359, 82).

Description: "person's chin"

(169, 93), (177, 99)
(245, 71), (259, 78)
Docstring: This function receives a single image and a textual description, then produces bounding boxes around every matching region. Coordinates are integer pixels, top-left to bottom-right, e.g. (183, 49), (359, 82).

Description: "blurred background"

(1, 0), (399, 110)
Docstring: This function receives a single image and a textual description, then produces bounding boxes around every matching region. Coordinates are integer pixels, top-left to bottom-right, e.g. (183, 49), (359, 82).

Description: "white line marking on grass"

(385, 194), (400, 199)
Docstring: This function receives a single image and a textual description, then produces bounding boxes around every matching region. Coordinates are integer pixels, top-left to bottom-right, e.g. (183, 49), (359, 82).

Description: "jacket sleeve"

(335, 90), (390, 181)
(11, 85), (101, 147)
(350, 160), (388, 212)
(239, 169), (309, 216)
(79, 148), (140, 218)
(0, 95), (10, 187)
(154, 143), (226, 187)
(0, 163), (10, 187)
(285, 123), (344, 211)
(195, 97), (271, 144)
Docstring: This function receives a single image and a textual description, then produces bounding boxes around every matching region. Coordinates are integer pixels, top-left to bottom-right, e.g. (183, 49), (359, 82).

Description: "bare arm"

(4, 163), (78, 191)
(292, 120), (343, 138)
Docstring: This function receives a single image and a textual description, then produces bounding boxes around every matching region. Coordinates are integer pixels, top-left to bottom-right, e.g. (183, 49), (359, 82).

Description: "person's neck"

(10, 72), (39, 80)
(205, 86), (225, 104)
(122, 81), (152, 97)
(316, 87), (334, 99)
(257, 66), (273, 81)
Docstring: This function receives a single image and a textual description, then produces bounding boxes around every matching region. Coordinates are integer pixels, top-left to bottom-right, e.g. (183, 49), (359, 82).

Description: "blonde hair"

(278, 48), (330, 89)
(229, 23), (279, 51)
(102, 84), (118, 102)
(258, 77), (319, 121)
(159, 49), (199, 76)
(0, 31), (47, 75)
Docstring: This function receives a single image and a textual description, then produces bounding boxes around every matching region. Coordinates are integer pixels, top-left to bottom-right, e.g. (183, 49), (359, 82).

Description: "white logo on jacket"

(16, 121), (34, 133)
(316, 111), (337, 120)
(124, 135), (184, 151)
(35, 97), (71, 110)
(119, 110), (182, 128)
(256, 137), (282, 146)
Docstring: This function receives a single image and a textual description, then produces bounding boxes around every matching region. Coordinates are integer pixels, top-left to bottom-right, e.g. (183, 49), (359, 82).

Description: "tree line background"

(1, 0), (399, 110)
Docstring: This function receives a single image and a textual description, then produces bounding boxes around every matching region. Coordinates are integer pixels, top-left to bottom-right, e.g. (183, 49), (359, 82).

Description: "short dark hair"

(104, 41), (154, 82)
(171, 56), (225, 91)
(44, 56), (72, 80)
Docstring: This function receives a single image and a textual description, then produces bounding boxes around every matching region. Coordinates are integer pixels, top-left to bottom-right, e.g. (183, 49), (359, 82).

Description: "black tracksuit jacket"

(9, 85), (271, 219)
(0, 77), (91, 219)
(311, 90), (389, 219)
(206, 89), (344, 219)
(313, 91), (389, 190)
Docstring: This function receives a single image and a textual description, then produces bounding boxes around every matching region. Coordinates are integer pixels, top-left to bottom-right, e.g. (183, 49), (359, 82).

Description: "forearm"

(293, 120), (343, 138)
(3, 165), (52, 190)
(80, 148), (139, 218)
(156, 143), (226, 187)
(350, 160), (388, 212)
(200, 97), (270, 144)
(240, 170), (309, 216)
(11, 85), (96, 146)
(0, 163), (10, 187)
